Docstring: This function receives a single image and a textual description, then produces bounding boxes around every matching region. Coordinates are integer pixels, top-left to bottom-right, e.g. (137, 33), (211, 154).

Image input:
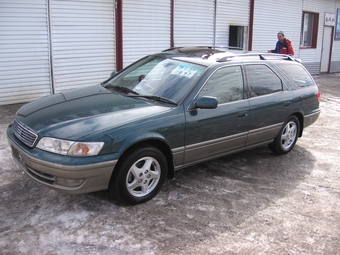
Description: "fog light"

(55, 177), (85, 187)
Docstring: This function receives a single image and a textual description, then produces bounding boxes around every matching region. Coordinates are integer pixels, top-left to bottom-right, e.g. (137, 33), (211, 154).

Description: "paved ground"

(1, 73), (339, 255)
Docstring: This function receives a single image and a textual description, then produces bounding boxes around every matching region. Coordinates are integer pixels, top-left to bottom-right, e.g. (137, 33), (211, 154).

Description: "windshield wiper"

(106, 85), (139, 95)
(129, 95), (178, 106)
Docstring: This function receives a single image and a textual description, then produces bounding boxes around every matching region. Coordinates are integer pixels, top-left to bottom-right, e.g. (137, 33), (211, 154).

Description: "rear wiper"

(129, 95), (178, 106)
(106, 85), (139, 95)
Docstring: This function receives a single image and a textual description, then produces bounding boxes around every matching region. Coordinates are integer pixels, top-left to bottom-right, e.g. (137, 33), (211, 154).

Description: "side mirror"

(110, 71), (117, 77)
(195, 96), (218, 109)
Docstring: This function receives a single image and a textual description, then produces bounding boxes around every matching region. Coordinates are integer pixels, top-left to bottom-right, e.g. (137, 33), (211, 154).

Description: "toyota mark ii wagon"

(7, 47), (321, 204)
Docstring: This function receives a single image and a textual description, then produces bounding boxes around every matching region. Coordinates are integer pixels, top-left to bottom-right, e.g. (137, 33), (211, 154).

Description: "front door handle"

(284, 101), (291, 107)
(238, 111), (248, 118)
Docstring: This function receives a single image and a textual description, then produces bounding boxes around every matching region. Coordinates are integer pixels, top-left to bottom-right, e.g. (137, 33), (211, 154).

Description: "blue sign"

(336, 8), (340, 40)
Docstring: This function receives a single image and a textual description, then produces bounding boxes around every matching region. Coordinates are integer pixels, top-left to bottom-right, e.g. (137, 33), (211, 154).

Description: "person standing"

(268, 30), (294, 55)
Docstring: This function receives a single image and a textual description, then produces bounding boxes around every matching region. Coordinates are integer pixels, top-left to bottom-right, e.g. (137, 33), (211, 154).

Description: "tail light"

(316, 91), (321, 102)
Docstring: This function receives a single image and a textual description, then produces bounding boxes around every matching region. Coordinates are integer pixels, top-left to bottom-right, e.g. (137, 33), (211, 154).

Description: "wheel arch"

(115, 138), (175, 179)
(290, 112), (304, 137)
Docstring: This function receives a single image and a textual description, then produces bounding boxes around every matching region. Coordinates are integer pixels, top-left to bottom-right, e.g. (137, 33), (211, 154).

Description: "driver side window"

(199, 65), (244, 104)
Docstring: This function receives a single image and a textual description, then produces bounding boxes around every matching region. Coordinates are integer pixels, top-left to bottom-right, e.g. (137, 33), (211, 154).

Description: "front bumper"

(7, 128), (117, 194)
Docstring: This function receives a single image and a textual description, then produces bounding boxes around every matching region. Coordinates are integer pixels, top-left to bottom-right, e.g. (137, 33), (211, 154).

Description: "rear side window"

(245, 65), (283, 97)
(276, 63), (315, 87)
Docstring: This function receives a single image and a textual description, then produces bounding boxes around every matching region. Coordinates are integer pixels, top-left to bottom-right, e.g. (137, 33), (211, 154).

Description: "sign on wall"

(335, 8), (340, 40)
(325, 13), (335, 26)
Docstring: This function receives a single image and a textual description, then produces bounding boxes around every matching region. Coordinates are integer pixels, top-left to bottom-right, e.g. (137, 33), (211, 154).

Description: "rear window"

(276, 63), (315, 87)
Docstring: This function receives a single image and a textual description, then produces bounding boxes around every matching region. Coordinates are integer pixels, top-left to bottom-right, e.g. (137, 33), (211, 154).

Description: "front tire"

(268, 116), (300, 155)
(109, 145), (168, 205)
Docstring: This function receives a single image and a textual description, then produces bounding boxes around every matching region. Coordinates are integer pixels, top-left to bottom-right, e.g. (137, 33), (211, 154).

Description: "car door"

(184, 65), (249, 164)
(244, 64), (294, 146)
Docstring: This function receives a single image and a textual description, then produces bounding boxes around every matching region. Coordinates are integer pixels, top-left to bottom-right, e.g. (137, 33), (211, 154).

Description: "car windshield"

(105, 56), (206, 103)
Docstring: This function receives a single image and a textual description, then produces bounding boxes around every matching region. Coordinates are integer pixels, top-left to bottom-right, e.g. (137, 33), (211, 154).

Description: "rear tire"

(109, 145), (167, 205)
(268, 116), (300, 155)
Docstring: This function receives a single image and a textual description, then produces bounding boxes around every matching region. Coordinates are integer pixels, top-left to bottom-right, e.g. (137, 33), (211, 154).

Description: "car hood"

(15, 84), (171, 140)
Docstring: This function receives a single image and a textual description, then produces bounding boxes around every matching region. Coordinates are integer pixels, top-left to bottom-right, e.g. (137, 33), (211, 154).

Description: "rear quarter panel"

(292, 85), (320, 128)
(292, 85), (319, 112)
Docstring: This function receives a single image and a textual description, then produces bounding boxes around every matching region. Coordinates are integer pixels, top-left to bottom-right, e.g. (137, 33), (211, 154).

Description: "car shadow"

(157, 143), (316, 225)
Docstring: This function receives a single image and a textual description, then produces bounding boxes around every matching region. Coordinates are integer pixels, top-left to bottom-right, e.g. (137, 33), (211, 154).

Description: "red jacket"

(272, 39), (294, 55)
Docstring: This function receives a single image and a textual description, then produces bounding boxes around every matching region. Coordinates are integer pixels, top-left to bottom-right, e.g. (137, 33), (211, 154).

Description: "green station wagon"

(7, 47), (321, 204)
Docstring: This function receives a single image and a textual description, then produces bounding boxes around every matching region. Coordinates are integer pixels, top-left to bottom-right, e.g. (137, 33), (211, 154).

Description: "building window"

(300, 12), (319, 48)
(229, 26), (245, 49)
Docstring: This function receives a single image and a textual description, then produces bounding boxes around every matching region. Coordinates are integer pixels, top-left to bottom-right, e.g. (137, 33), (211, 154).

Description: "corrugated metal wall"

(0, 0), (52, 105)
(215, 0), (250, 47)
(252, 0), (302, 57)
(50, 0), (115, 93)
(1, 0), (340, 106)
(122, 0), (171, 67)
(174, 0), (215, 46)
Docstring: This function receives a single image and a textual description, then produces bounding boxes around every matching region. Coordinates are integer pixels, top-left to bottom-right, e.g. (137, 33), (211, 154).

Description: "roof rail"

(216, 53), (301, 63)
(162, 45), (243, 52)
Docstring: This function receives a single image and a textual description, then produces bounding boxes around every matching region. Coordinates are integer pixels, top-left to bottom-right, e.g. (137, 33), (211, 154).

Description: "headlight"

(36, 137), (104, 157)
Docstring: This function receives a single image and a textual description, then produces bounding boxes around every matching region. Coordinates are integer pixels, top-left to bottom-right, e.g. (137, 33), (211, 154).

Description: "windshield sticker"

(171, 64), (201, 78)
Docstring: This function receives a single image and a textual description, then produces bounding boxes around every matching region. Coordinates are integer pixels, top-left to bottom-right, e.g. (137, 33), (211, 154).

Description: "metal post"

(214, 0), (217, 46)
(47, 0), (55, 94)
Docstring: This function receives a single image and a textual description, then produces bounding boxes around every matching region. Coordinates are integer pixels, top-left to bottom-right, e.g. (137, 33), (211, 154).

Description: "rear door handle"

(238, 111), (248, 118)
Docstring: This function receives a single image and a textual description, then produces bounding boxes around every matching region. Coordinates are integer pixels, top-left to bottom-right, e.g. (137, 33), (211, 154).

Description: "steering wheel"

(137, 75), (155, 92)
(138, 75), (145, 82)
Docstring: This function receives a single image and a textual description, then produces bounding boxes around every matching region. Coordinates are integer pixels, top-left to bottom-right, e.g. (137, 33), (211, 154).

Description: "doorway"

(320, 26), (333, 73)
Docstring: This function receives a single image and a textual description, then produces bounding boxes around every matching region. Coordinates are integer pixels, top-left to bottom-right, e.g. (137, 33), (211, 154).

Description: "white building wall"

(1, 0), (340, 106)
(123, 0), (171, 67)
(252, 0), (303, 57)
(300, 0), (337, 73)
(174, 0), (215, 46)
(252, 0), (340, 74)
(0, 0), (116, 105)
(50, 0), (115, 93)
(0, 0), (52, 105)
(215, 0), (250, 47)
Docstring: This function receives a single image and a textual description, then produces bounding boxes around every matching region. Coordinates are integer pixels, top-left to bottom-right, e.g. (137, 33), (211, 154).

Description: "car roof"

(155, 46), (302, 67)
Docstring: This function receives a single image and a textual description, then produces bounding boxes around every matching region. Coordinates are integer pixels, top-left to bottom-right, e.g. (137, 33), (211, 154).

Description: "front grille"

(12, 119), (38, 148)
